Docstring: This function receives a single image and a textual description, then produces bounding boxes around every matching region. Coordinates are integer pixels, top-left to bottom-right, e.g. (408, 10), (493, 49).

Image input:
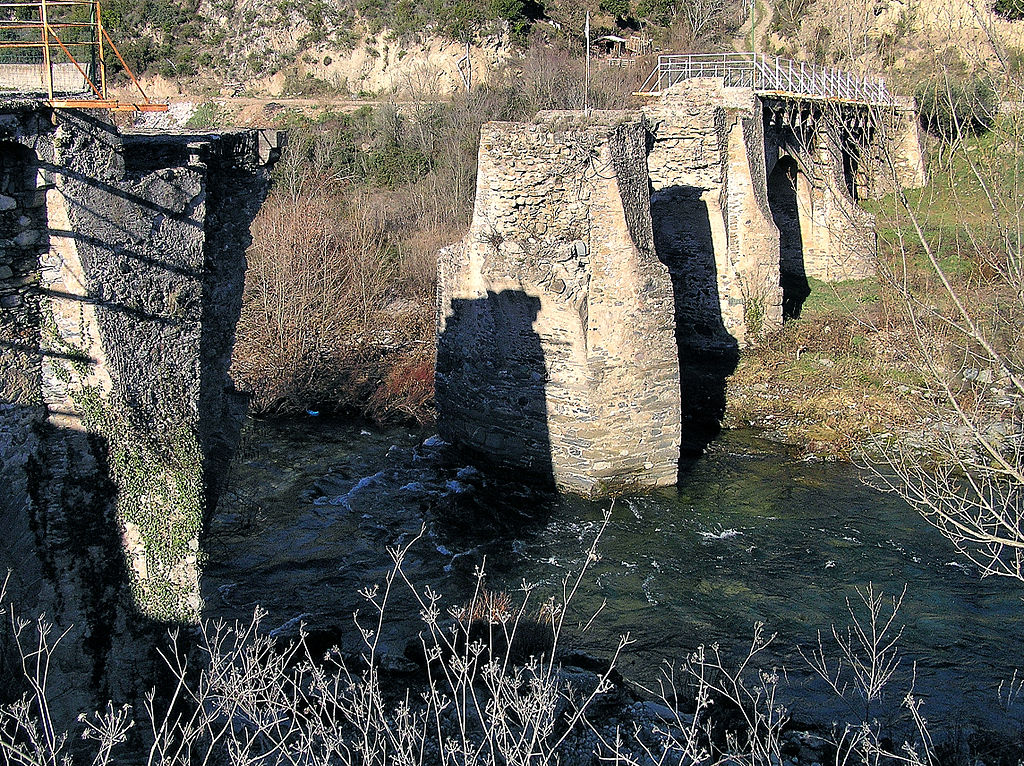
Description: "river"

(202, 417), (1024, 735)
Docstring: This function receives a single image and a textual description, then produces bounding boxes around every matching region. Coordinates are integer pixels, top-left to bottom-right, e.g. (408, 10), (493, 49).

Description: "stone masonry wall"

(0, 107), (53, 659)
(0, 102), (277, 722)
(644, 80), (781, 349)
(436, 112), (681, 496)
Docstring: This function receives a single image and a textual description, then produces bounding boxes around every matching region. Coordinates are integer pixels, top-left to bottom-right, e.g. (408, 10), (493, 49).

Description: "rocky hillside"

(101, 0), (752, 99)
(98, 0), (1024, 103)
(759, 0), (1024, 84)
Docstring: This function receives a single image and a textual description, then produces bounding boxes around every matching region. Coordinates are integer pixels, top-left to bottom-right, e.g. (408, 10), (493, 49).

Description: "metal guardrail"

(0, 0), (165, 110)
(638, 52), (894, 105)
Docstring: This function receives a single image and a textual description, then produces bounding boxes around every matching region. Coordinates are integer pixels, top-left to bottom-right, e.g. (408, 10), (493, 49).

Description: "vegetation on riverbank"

(728, 105), (1022, 460)
(232, 102), (1013, 457)
(229, 52), (644, 421)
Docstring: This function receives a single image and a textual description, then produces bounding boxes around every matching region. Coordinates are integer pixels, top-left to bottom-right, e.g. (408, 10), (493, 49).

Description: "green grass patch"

(801, 276), (879, 316)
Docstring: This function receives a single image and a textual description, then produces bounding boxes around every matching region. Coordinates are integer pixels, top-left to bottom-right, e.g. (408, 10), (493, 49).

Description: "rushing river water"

(204, 417), (1024, 733)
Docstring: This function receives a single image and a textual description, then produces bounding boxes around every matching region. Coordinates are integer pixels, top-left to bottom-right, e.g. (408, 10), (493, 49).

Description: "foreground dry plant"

(0, 524), (947, 766)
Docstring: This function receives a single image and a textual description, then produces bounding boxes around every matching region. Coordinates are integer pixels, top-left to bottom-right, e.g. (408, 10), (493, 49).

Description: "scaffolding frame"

(0, 0), (166, 110)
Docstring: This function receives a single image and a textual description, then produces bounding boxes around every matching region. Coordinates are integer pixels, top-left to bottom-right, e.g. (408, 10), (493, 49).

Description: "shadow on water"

(650, 185), (739, 458)
(434, 289), (557, 535)
(768, 156), (810, 320)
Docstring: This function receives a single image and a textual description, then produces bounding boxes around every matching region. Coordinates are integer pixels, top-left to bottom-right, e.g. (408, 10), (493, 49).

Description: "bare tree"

(867, 62), (1024, 581)
(683, 0), (725, 46)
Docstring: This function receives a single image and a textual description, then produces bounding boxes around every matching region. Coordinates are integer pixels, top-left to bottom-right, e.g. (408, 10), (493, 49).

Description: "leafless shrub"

(0, 565), (971, 766)
(865, 73), (1024, 582)
(800, 584), (906, 718)
(0, 514), (632, 766)
(230, 180), (437, 419)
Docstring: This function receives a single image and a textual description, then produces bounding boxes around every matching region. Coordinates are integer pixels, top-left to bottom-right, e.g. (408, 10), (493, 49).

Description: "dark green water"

(204, 418), (1024, 733)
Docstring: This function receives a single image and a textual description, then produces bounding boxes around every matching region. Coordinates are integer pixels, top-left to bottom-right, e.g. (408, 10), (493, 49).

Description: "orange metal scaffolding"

(0, 0), (166, 110)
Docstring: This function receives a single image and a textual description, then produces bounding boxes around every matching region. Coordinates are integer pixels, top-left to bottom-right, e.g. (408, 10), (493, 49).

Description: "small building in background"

(597, 32), (653, 67)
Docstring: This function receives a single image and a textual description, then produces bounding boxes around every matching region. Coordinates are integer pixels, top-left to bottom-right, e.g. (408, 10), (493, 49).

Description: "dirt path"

(734, 0), (773, 52)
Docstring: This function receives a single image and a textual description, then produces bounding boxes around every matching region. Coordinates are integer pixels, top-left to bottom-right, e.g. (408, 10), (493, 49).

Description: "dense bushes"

(915, 75), (998, 141)
(102, 0), (204, 77)
(230, 52), (642, 420)
(994, 0), (1024, 21)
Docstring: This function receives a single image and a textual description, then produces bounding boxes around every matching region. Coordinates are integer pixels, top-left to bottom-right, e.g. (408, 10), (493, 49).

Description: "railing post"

(96, 0), (107, 100)
(40, 0), (53, 100)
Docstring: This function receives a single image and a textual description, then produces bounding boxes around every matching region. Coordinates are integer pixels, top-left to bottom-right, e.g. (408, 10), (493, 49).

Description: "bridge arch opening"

(767, 155), (810, 319)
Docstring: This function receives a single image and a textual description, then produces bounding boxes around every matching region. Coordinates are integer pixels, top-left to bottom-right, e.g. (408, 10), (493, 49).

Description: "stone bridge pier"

(436, 81), (925, 495)
(0, 100), (282, 718)
(437, 113), (682, 496)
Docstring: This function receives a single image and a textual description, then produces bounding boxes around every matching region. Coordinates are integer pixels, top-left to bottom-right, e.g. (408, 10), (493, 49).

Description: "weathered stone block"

(437, 112), (682, 497)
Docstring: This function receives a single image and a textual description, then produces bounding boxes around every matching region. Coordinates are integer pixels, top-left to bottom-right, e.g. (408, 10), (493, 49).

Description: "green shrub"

(599, 0), (631, 18)
(490, 0), (530, 38)
(185, 101), (220, 129)
(915, 76), (998, 142)
(994, 0), (1024, 21)
(368, 143), (431, 186)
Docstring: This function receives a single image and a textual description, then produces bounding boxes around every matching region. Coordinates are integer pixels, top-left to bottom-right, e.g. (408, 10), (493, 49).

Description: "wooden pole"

(584, 10), (590, 112)
(750, 0), (755, 53)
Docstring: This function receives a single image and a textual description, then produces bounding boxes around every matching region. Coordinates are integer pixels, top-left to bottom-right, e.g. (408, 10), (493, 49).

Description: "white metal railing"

(638, 52), (894, 105)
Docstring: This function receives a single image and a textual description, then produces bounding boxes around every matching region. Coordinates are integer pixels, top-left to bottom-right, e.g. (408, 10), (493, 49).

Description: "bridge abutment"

(0, 101), (280, 720)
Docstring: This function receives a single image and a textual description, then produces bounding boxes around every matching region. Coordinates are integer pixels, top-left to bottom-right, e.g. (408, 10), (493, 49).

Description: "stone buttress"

(0, 100), (280, 720)
(436, 112), (681, 496)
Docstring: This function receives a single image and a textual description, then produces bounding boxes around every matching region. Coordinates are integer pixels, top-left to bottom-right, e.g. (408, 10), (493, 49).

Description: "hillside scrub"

(230, 54), (643, 421)
(80, 0), (746, 85)
(915, 75), (998, 143)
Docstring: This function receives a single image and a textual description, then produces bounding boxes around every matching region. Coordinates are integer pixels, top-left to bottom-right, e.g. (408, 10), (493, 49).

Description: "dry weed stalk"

(0, 563), (946, 766)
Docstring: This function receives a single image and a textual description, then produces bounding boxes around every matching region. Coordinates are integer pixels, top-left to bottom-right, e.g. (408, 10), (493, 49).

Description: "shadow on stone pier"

(435, 289), (555, 503)
(0, 107), (275, 731)
(768, 156), (809, 320)
(650, 185), (739, 458)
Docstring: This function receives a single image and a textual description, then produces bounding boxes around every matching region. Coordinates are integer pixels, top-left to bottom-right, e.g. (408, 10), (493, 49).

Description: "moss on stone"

(46, 316), (203, 624)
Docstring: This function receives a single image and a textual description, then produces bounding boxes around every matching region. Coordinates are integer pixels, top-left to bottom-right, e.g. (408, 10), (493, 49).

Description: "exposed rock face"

(0, 100), (280, 721)
(436, 112), (682, 496)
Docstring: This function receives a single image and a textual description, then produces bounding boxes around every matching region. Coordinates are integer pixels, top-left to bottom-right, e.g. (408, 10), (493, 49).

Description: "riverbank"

(723, 276), (925, 460)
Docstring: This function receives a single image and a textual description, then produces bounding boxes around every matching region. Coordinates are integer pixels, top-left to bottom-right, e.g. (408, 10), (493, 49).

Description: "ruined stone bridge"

(435, 78), (925, 497)
(0, 77), (924, 712)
